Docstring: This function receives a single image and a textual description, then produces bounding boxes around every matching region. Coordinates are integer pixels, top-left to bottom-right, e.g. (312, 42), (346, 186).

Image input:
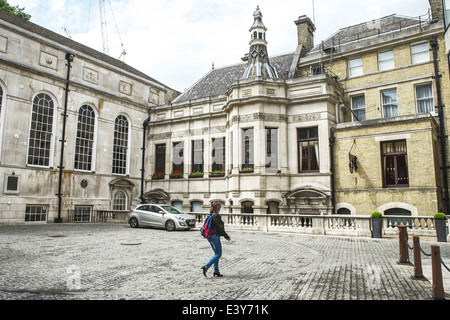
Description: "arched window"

(337, 208), (351, 215)
(241, 201), (254, 225)
(0, 86), (3, 159)
(385, 208), (412, 228)
(74, 105), (96, 171)
(172, 201), (183, 211)
(113, 191), (128, 211)
(112, 115), (129, 175)
(266, 201), (279, 214)
(27, 93), (55, 167)
(241, 201), (254, 213)
(191, 201), (203, 213)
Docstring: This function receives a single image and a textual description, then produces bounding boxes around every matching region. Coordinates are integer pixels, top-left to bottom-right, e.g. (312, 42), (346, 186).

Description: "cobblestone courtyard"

(0, 223), (448, 301)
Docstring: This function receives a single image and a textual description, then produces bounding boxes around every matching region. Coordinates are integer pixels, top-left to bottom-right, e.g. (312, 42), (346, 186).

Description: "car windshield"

(160, 205), (182, 214)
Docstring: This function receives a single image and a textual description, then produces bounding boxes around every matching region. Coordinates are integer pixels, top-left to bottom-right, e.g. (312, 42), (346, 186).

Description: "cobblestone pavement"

(0, 223), (449, 301)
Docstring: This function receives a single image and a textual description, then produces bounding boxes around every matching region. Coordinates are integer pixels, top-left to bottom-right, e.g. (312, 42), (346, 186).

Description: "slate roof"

(173, 52), (295, 104)
(174, 15), (428, 104)
(310, 14), (426, 53)
(0, 10), (172, 91)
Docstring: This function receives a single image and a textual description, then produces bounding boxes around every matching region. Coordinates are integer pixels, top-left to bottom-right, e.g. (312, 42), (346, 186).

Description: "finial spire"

(242, 6), (278, 80)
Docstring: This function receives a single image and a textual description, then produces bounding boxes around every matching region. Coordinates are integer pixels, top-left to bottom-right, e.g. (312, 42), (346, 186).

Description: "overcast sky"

(8, 0), (432, 92)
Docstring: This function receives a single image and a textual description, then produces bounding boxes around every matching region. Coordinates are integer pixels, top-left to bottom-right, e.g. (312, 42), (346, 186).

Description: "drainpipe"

(140, 117), (150, 204)
(430, 37), (450, 215)
(55, 53), (74, 223)
(329, 131), (336, 215)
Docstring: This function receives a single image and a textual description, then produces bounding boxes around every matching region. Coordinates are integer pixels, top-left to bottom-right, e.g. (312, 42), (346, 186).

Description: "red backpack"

(200, 213), (217, 238)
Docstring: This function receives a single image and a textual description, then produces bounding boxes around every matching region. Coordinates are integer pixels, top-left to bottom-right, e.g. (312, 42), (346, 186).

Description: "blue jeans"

(204, 235), (222, 273)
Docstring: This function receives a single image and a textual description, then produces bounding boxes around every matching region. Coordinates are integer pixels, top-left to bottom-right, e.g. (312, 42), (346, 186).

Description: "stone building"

(1, 0), (449, 225)
(0, 10), (179, 224)
(145, 1), (450, 218)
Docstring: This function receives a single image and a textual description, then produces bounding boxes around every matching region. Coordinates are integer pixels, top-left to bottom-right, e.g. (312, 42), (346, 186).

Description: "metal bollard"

(412, 236), (425, 280)
(398, 225), (410, 264)
(431, 245), (445, 300)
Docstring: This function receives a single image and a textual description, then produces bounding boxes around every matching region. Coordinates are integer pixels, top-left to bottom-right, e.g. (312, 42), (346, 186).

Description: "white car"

(128, 204), (196, 231)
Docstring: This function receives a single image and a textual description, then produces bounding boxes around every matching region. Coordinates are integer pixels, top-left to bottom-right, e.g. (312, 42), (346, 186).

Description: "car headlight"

(175, 216), (185, 221)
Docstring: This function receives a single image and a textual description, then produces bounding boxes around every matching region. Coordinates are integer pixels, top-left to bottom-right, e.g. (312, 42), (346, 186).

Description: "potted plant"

(434, 213), (447, 243)
(240, 167), (254, 173)
(371, 211), (382, 239)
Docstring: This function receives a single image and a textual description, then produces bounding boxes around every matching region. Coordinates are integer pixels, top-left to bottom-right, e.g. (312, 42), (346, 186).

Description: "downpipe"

(140, 117), (150, 204)
(430, 37), (450, 215)
(55, 53), (74, 223)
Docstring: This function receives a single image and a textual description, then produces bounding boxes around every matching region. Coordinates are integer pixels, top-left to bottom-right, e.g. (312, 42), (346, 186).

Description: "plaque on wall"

(83, 67), (99, 84)
(39, 51), (58, 70)
(119, 80), (132, 96)
(149, 87), (160, 104)
(0, 35), (7, 53)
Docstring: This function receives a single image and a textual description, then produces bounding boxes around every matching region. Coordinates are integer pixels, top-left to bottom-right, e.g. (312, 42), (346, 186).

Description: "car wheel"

(129, 217), (139, 228)
(165, 220), (176, 231)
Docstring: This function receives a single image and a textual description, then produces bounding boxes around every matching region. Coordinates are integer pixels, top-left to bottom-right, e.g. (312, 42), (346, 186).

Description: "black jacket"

(211, 214), (230, 240)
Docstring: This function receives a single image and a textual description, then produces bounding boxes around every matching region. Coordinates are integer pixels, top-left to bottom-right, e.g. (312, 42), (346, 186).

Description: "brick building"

(146, 1), (450, 218)
(1, 0), (449, 225)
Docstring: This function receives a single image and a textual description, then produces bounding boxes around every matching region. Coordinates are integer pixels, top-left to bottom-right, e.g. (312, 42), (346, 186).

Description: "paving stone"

(0, 223), (449, 301)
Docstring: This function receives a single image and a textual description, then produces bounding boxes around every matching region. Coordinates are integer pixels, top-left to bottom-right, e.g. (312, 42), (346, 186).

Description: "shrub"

(434, 213), (447, 220)
(371, 211), (382, 219)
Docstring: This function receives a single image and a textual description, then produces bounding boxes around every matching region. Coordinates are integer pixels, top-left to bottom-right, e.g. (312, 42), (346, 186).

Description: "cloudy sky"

(8, 0), (432, 92)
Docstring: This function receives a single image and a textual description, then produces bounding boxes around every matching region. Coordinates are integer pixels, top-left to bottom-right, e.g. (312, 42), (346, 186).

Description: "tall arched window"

(74, 105), (96, 171)
(0, 86), (3, 160)
(27, 93), (55, 167)
(113, 190), (128, 210)
(112, 115), (129, 175)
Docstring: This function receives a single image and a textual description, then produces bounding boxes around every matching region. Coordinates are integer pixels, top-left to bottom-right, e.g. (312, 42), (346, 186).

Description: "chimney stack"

(294, 15), (316, 53)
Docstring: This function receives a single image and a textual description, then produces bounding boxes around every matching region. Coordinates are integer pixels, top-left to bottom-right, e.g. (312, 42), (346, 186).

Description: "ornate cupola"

(242, 6), (278, 80)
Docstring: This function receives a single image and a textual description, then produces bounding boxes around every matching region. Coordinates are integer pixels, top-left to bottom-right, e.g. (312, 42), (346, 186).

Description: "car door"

(148, 205), (165, 227)
(136, 205), (152, 225)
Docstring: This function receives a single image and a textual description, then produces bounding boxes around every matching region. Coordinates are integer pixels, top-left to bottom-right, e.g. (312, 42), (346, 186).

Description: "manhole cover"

(120, 241), (141, 246)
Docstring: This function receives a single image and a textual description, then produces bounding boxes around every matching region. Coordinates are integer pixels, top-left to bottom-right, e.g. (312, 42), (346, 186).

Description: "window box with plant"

(169, 170), (184, 179)
(189, 171), (204, 178)
(239, 167), (254, 174)
(209, 170), (225, 177)
(151, 172), (165, 180)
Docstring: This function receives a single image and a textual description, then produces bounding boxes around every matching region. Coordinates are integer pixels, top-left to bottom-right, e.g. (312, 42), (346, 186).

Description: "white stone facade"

(0, 10), (178, 224)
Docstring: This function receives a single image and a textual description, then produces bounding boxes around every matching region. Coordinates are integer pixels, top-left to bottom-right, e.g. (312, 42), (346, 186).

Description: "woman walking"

(201, 201), (231, 277)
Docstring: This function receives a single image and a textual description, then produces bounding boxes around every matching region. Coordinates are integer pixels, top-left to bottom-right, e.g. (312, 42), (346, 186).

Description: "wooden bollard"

(398, 225), (409, 264)
(412, 236), (425, 279)
(431, 245), (445, 300)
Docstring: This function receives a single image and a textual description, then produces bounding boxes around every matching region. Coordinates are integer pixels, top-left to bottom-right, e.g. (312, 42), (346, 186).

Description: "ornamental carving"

(83, 67), (98, 84)
(290, 113), (322, 123)
(149, 132), (172, 140)
(39, 52), (58, 70)
(119, 81), (132, 96)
